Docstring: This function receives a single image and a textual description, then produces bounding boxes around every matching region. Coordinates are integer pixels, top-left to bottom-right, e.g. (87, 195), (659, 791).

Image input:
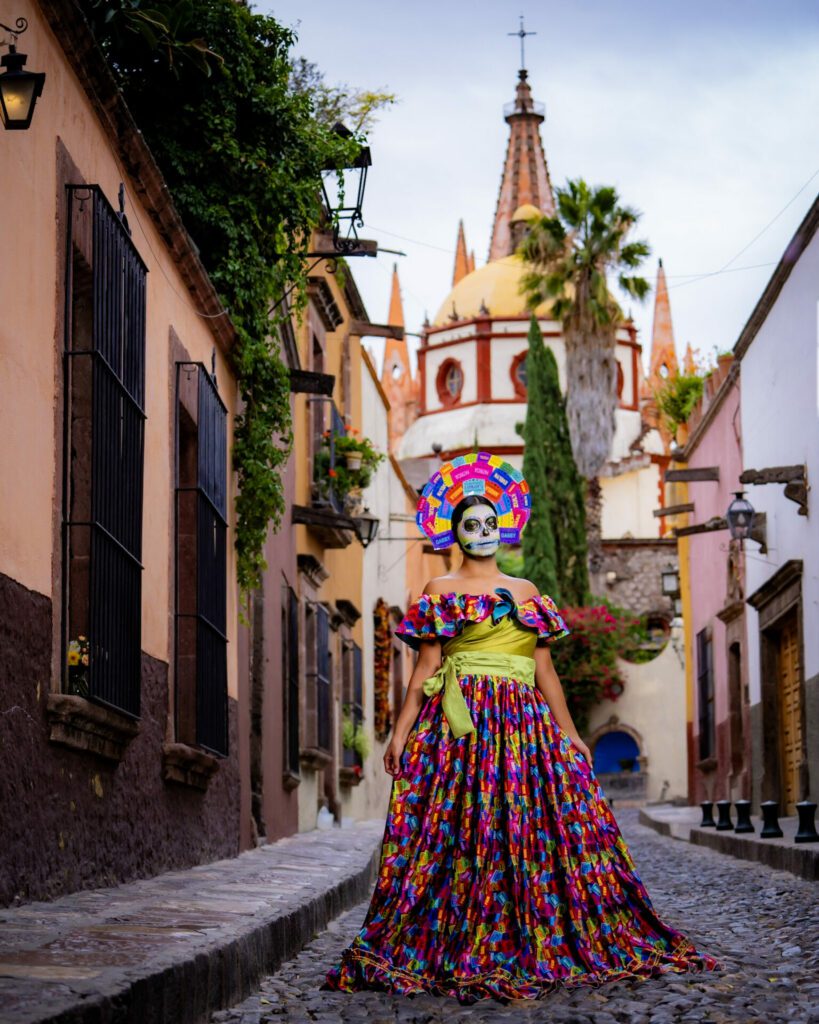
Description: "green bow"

(422, 651), (537, 739)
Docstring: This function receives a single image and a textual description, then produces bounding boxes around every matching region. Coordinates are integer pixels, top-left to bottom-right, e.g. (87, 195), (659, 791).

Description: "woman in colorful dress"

(323, 453), (721, 1003)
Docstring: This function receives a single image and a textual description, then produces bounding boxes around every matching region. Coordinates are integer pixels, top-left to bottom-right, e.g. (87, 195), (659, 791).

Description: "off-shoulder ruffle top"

(394, 586), (570, 652)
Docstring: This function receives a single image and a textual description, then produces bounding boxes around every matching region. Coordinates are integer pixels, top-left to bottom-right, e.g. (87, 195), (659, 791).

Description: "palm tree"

(517, 179), (650, 586)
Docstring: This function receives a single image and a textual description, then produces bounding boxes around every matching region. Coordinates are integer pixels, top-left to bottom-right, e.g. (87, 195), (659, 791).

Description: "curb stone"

(639, 803), (819, 882)
(0, 819), (385, 1024)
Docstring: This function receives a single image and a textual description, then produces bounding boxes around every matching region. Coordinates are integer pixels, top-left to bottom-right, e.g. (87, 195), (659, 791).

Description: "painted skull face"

(456, 502), (500, 557)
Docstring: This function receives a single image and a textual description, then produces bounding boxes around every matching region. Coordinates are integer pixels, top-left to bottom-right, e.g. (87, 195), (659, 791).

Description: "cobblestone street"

(212, 810), (818, 1024)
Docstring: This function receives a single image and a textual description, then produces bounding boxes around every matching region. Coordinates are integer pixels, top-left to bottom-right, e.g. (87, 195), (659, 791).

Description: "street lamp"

(726, 491), (756, 541)
(352, 507), (379, 548)
(661, 563), (680, 597)
(319, 122), (371, 255)
(0, 18), (45, 131)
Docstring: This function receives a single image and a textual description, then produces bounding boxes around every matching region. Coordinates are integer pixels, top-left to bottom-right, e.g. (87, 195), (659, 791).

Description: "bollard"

(794, 801), (819, 843)
(715, 800), (733, 831)
(699, 801), (716, 827)
(733, 799), (755, 833)
(760, 800), (783, 838)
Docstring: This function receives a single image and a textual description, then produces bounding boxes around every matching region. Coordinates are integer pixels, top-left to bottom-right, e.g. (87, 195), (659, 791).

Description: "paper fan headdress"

(416, 451), (531, 550)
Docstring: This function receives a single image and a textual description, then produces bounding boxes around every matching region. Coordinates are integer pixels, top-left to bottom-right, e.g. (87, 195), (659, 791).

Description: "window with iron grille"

(342, 639), (364, 769)
(311, 397), (348, 515)
(61, 185), (147, 718)
(315, 602), (332, 752)
(696, 628), (715, 760)
(174, 361), (229, 756)
(283, 584), (300, 776)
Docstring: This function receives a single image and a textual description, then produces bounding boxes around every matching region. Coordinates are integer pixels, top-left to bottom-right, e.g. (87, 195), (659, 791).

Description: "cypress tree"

(521, 317), (559, 599)
(521, 316), (590, 605)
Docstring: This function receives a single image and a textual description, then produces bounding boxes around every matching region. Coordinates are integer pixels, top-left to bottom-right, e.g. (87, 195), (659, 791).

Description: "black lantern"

(726, 490), (756, 541)
(0, 20), (45, 131)
(320, 122), (371, 255)
(661, 563), (680, 597)
(352, 508), (379, 548)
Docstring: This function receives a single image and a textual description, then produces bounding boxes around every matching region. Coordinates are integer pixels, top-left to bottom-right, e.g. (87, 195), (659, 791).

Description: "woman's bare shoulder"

(421, 575), (457, 594)
(501, 575), (540, 600)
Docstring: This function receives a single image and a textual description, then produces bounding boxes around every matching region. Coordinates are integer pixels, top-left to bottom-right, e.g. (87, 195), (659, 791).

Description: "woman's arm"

(383, 639), (442, 777)
(533, 645), (592, 762)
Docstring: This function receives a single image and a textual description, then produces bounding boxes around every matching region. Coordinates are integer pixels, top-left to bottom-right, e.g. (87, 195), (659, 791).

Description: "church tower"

(641, 259), (681, 450)
(394, 64), (644, 489)
(379, 264), (419, 453)
(488, 69), (555, 261)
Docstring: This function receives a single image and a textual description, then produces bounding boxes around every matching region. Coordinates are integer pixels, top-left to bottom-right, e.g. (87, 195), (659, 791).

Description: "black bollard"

(733, 799), (755, 833)
(794, 801), (819, 843)
(700, 801), (716, 827)
(715, 800), (734, 831)
(760, 800), (784, 838)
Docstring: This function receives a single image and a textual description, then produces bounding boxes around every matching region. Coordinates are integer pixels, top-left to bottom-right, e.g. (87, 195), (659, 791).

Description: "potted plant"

(344, 489), (365, 515)
(315, 427), (386, 501)
(341, 709), (371, 761)
(66, 635), (90, 697)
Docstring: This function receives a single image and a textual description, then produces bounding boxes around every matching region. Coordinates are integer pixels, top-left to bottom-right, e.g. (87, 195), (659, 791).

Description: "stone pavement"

(640, 803), (819, 881)
(0, 818), (386, 1024)
(211, 809), (819, 1024)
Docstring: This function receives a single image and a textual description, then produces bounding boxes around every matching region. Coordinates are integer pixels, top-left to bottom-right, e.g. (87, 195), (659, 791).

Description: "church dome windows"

(510, 351), (528, 398)
(436, 358), (464, 406)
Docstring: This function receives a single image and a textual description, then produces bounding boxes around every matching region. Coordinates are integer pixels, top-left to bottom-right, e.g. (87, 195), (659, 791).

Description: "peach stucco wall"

(0, 0), (239, 695)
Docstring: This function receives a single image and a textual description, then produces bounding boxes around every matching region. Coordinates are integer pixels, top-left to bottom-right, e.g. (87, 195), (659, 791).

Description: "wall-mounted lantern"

(0, 18), (45, 131)
(352, 507), (380, 548)
(317, 122), (372, 256)
(661, 563), (680, 597)
(726, 490), (756, 541)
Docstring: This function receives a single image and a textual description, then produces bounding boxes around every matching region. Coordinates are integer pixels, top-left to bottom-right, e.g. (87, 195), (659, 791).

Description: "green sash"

(422, 650), (536, 738)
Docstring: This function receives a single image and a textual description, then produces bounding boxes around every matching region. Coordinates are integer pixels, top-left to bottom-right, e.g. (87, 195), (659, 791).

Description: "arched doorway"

(589, 716), (648, 806)
(593, 730), (641, 774)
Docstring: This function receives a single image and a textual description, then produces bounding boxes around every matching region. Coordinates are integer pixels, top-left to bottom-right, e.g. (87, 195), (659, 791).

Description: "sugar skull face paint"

(456, 502), (500, 557)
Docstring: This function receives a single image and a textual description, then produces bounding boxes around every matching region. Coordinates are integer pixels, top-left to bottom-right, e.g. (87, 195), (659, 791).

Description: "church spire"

(648, 259), (679, 382)
(453, 219), (470, 286)
(381, 264), (419, 454)
(488, 69), (555, 262)
(388, 261), (404, 328)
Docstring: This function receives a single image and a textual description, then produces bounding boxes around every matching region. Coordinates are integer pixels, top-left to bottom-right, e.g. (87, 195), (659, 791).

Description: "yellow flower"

(67, 651), (79, 666)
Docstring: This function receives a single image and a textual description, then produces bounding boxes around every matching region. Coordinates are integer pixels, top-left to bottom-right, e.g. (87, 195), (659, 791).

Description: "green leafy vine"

(79, 0), (388, 621)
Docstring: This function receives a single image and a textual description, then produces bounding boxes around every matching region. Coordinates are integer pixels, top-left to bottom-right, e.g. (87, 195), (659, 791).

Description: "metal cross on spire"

(508, 14), (536, 71)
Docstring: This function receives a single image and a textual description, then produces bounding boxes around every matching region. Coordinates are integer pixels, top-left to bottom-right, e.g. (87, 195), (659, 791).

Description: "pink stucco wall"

(687, 376), (743, 719)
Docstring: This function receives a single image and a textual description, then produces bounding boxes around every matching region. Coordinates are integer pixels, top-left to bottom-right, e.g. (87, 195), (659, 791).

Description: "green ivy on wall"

(81, 0), (367, 621)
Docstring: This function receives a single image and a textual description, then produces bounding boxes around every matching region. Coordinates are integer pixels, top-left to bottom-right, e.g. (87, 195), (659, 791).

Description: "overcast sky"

(262, 1), (819, 376)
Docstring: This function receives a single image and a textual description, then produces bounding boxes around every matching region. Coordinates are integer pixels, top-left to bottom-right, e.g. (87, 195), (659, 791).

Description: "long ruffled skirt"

(323, 670), (722, 1003)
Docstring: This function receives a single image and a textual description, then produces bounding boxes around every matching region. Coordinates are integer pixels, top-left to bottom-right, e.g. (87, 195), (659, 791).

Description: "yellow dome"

(432, 255), (551, 327)
(510, 203), (542, 223)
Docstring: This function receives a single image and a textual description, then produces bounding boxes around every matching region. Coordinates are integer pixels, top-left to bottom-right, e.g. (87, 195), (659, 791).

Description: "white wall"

(341, 364), (414, 821)
(586, 630), (689, 802)
(602, 462), (662, 538)
(739, 229), (819, 703)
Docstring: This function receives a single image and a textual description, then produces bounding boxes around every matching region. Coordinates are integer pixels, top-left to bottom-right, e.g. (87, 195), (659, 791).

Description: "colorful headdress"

(416, 451), (531, 550)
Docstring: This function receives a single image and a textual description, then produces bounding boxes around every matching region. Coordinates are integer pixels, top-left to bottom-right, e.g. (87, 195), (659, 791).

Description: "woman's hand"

(383, 734), (406, 777)
(568, 733), (592, 763)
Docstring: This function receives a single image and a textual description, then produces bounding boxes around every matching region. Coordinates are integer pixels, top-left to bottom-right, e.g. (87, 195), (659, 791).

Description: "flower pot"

(344, 490), (364, 515)
(344, 453), (362, 471)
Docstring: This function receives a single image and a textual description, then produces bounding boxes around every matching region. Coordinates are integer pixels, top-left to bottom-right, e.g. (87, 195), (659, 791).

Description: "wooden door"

(777, 609), (803, 815)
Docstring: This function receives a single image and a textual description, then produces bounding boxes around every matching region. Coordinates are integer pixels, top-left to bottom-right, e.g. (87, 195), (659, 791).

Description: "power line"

(717, 165), (819, 273)
(368, 165), (819, 287)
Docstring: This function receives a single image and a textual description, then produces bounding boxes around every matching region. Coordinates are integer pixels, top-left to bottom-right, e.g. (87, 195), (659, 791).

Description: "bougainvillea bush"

(548, 603), (641, 735)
